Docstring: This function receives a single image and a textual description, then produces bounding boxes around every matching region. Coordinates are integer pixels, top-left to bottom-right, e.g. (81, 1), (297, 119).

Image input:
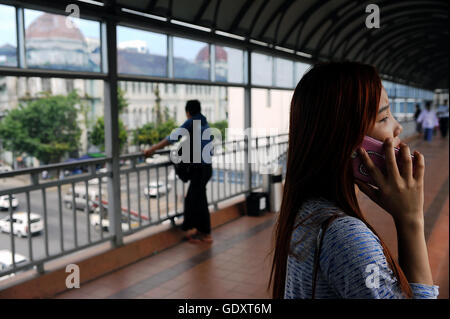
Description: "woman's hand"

(355, 137), (425, 228)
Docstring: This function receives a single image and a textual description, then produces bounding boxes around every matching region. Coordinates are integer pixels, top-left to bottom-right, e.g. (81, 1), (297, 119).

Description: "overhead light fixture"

(249, 39), (268, 47)
(296, 51), (312, 58)
(215, 30), (246, 41)
(275, 46), (294, 54)
(77, 0), (104, 6)
(171, 19), (211, 32)
(121, 8), (167, 22)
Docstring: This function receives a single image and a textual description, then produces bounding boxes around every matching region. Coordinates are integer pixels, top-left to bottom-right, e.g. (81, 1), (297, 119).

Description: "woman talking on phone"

(269, 62), (439, 299)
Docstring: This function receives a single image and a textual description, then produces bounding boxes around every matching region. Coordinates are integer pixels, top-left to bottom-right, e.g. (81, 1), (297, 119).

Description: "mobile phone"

(352, 135), (415, 185)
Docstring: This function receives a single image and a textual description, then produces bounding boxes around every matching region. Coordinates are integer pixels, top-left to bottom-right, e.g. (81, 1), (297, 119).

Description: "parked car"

(0, 212), (44, 237)
(0, 164), (12, 173)
(144, 182), (172, 198)
(90, 205), (139, 232)
(0, 195), (19, 210)
(0, 249), (27, 281)
(63, 186), (98, 212)
(145, 154), (170, 165)
(88, 168), (108, 185)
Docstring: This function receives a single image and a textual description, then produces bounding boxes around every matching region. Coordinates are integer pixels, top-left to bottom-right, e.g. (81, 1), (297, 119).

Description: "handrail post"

(244, 49), (252, 193)
(104, 1), (123, 248)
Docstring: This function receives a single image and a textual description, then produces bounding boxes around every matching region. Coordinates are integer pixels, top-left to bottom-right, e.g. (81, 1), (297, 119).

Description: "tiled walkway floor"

(55, 135), (449, 299)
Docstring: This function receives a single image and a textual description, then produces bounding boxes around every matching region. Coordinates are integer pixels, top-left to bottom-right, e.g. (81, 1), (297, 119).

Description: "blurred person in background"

(417, 101), (439, 142)
(414, 104), (422, 134)
(436, 99), (449, 138)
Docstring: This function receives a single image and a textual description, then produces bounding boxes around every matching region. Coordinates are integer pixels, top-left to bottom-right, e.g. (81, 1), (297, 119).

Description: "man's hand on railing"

(143, 147), (156, 158)
(143, 139), (170, 158)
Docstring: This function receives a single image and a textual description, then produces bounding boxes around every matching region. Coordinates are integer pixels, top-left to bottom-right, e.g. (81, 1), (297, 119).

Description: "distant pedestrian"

(436, 99), (449, 138)
(417, 101), (439, 142)
(414, 104), (422, 133)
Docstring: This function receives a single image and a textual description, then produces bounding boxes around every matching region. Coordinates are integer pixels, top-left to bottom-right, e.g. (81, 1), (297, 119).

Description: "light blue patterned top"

(284, 197), (439, 299)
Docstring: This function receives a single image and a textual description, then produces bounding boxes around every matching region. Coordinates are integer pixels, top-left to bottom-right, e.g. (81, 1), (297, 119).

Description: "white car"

(63, 186), (98, 211)
(88, 168), (108, 185)
(0, 165), (12, 173)
(0, 250), (27, 281)
(0, 195), (19, 210)
(0, 212), (44, 237)
(144, 182), (172, 198)
(145, 154), (170, 164)
(90, 207), (138, 232)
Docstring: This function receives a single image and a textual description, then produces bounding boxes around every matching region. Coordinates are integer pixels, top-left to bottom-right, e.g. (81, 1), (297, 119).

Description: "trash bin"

(246, 191), (269, 216)
(260, 164), (283, 213)
(269, 165), (283, 213)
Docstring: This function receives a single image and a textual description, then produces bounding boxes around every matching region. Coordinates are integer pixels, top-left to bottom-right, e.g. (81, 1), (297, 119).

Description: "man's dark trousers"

(439, 117), (449, 138)
(182, 164), (213, 234)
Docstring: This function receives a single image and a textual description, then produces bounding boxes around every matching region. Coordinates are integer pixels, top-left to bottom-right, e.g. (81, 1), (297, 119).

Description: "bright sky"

(0, 5), (16, 46)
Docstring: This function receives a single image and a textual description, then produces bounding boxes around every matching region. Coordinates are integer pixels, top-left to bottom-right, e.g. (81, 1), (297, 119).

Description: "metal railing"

(0, 133), (288, 280)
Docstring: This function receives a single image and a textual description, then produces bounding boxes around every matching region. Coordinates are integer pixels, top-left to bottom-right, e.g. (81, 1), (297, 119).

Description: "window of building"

(0, 4), (17, 67)
(215, 46), (243, 83)
(117, 26), (167, 77)
(294, 62), (310, 85)
(173, 37), (209, 80)
(24, 9), (101, 72)
(275, 58), (293, 88)
(251, 52), (272, 86)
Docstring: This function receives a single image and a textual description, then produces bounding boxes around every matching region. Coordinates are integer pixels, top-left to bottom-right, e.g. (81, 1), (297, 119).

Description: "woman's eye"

(379, 117), (388, 122)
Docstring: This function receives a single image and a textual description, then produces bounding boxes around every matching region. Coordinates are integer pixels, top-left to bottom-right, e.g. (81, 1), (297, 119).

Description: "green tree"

(153, 84), (163, 126)
(132, 84), (177, 149)
(89, 117), (128, 152)
(209, 120), (228, 142)
(87, 87), (129, 152)
(133, 118), (177, 147)
(117, 87), (129, 113)
(0, 91), (81, 164)
(132, 122), (159, 146)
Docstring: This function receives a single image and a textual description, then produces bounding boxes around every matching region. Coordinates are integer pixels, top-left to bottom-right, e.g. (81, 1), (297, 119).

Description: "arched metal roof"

(115, 0), (448, 89)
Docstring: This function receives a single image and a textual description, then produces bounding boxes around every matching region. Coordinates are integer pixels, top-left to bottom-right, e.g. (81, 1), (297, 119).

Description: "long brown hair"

(269, 62), (412, 298)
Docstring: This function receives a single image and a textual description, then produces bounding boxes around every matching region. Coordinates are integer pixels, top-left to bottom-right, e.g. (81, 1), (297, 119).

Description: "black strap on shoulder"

(311, 214), (341, 299)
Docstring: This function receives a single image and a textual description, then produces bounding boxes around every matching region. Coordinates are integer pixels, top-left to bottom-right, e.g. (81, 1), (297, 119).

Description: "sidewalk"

(54, 136), (449, 299)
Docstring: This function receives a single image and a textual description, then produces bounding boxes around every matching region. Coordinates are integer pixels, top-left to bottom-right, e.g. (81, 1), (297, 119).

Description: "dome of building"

(196, 46), (227, 62)
(25, 13), (85, 42)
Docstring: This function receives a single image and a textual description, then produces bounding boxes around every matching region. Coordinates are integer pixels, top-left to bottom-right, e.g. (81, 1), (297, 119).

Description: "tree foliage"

(89, 116), (128, 152)
(0, 91), (81, 164)
(132, 118), (178, 147)
(132, 84), (177, 148)
(117, 87), (129, 113)
(209, 120), (228, 142)
(88, 87), (129, 152)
